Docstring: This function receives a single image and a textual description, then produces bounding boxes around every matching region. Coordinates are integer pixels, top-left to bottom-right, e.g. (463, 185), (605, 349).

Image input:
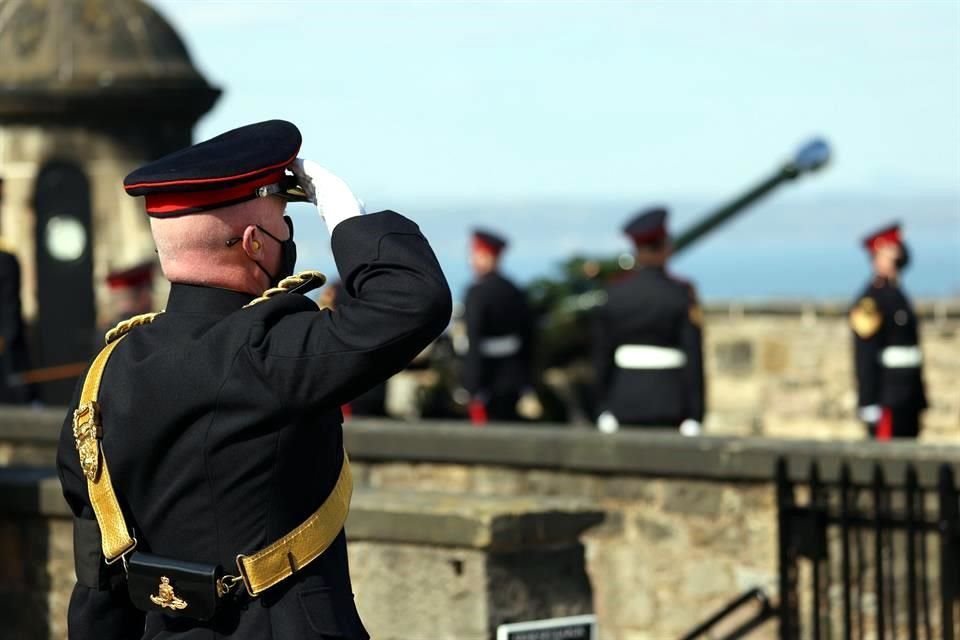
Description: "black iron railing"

(683, 459), (960, 640)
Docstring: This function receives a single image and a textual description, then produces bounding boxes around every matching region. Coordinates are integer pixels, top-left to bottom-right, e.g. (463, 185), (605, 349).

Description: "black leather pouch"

(126, 552), (224, 621)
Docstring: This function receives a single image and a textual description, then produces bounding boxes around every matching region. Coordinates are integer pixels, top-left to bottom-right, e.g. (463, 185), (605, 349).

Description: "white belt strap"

(614, 345), (687, 370)
(880, 345), (923, 368)
(479, 334), (522, 358)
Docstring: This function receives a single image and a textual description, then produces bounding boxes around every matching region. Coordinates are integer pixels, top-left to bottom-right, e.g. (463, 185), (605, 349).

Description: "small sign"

(496, 614), (597, 640)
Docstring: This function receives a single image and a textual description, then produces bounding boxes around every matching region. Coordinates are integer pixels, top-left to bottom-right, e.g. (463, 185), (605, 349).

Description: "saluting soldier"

(592, 207), (705, 435)
(850, 222), (927, 439)
(56, 120), (451, 639)
(462, 229), (533, 423)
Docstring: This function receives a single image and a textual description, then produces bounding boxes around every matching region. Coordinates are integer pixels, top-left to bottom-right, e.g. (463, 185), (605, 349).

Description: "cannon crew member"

(56, 120), (452, 639)
(592, 207), (705, 434)
(851, 222), (927, 439)
(462, 229), (533, 423)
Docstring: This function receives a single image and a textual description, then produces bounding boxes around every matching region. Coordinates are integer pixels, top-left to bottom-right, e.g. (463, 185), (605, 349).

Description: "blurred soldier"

(592, 207), (705, 434)
(104, 261), (155, 327)
(0, 239), (31, 404)
(851, 222), (927, 439)
(56, 120), (450, 638)
(0, 175), (32, 404)
(463, 229), (533, 423)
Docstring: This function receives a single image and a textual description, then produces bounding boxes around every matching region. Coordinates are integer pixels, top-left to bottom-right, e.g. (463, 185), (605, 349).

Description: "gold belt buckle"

(73, 401), (102, 481)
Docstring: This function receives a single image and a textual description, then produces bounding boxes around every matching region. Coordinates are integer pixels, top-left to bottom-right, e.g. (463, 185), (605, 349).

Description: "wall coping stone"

(703, 299), (960, 319)
(0, 407), (62, 440)
(3, 409), (960, 485)
(0, 469), (603, 551)
(342, 422), (960, 485)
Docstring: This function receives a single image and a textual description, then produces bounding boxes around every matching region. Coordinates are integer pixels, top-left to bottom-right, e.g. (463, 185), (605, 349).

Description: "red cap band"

(143, 169), (285, 216)
(472, 237), (503, 257)
(864, 227), (902, 253)
(628, 226), (668, 246)
(106, 265), (154, 289)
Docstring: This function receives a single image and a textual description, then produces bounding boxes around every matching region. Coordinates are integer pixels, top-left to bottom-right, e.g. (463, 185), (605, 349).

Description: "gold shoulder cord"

(77, 271), (354, 597)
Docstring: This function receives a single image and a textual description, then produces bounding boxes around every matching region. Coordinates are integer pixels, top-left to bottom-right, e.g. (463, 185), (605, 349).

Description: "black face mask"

(896, 242), (911, 271)
(227, 216), (297, 287)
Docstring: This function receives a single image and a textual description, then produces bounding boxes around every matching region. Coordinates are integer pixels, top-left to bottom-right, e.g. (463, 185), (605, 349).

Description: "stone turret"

(0, 0), (220, 403)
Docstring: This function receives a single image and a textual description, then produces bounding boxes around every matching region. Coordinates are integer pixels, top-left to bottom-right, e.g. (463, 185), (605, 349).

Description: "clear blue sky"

(152, 0), (960, 299)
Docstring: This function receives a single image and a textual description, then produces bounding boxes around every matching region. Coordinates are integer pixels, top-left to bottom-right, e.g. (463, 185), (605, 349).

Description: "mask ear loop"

(224, 231), (279, 285)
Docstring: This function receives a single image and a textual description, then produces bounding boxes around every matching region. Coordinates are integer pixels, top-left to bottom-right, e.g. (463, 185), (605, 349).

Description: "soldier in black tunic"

(592, 207), (705, 434)
(850, 222), (927, 439)
(0, 241), (31, 405)
(56, 120), (451, 639)
(462, 229), (533, 423)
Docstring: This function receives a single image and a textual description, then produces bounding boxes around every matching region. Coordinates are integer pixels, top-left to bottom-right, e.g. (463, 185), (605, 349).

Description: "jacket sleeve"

(248, 211), (452, 409)
(591, 298), (615, 413)
(680, 286), (706, 423)
(462, 284), (485, 395)
(851, 294), (884, 409)
(57, 382), (145, 640)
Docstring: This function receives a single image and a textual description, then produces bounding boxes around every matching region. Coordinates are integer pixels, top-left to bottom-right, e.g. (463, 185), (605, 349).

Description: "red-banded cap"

(623, 206), (668, 246)
(123, 120), (308, 217)
(472, 228), (508, 256)
(106, 262), (154, 289)
(862, 222), (902, 253)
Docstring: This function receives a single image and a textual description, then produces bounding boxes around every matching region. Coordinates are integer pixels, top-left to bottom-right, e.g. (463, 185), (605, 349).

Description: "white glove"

(679, 419), (702, 437)
(858, 405), (882, 423)
(597, 411), (620, 434)
(289, 158), (365, 234)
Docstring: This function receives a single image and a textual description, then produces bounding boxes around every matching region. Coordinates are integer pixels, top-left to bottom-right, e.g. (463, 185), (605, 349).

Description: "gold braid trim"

(105, 312), (164, 345)
(243, 270), (327, 308)
(103, 270), (327, 343)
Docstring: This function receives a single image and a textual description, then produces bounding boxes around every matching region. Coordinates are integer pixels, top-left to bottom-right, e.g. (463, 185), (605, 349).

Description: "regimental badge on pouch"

(150, 576), (189, 611)
(850, 297), (882, 339)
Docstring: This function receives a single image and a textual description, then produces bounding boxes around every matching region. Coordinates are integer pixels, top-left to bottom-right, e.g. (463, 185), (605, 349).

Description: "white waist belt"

(479, 334), (522, 358)
(615, 345), (687, 369)
(881, 345), (923, 368)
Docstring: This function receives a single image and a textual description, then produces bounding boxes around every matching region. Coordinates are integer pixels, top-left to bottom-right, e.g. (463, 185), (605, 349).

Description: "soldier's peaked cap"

(472, 228), (508, 255)
(623, 206), (668, 245)
(106, 261), (154, 289)
(124, 120), (308, 217)
(862, 222), (902, 253)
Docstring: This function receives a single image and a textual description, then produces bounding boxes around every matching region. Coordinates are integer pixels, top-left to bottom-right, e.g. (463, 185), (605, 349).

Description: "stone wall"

(701, 302), (959, 442)
(3, 411), (960, 639)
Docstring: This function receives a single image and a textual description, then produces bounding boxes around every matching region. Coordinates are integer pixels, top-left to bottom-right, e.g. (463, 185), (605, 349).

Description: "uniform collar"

(166, 283), (255, 315)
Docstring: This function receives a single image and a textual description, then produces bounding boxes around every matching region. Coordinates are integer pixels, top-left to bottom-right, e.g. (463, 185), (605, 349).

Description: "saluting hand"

(289, 159), (365, 233)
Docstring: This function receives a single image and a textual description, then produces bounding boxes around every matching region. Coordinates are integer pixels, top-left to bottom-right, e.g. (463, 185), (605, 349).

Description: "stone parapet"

(4, 414), (960, 638)
(0, 466), (601, 640)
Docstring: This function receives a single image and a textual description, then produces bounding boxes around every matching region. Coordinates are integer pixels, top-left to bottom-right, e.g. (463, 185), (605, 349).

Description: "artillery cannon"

(373, 139), (832, 423)
(529, 138), (832, 422)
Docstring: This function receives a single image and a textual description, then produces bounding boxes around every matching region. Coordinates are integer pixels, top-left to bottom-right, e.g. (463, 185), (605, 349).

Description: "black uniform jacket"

(592, 266), (704, 425)
(0, 249), (30, 404)
(56, 211), (451, 640)
(851, 276), (927, 412)
(462, 271), (533, 398)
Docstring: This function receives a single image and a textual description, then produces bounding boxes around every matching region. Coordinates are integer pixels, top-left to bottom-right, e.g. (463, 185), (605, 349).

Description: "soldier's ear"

(240, 225), (262, 259)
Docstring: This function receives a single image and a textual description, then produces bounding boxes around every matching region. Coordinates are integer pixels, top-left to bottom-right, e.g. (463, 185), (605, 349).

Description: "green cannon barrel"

(672, 138), (831, 254)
